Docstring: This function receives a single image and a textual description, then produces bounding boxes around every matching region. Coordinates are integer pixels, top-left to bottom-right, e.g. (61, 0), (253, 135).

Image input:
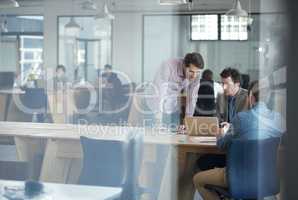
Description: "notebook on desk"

(184, 116), (219, 136)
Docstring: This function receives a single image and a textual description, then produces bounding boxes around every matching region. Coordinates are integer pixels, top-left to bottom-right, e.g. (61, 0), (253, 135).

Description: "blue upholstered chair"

(79, 132), (144, 200)
(205, 137), (280, 200)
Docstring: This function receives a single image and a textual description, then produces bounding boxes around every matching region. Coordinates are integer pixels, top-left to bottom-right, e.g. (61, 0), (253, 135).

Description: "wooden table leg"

(40, 139), (71, 183)
(14, 136), (45, 180)
(39, 139), (82, 184)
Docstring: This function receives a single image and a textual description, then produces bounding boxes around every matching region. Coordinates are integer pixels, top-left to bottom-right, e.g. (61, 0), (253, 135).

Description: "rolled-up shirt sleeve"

(185, 78), (200, 116)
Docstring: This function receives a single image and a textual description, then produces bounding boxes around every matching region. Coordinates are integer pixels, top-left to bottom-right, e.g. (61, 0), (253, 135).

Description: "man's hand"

(177, 125), (186, 134)
(216, 122), (230, 137)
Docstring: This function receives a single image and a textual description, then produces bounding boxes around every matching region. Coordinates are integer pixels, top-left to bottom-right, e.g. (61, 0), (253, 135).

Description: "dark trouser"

(197, 154), (226, 171)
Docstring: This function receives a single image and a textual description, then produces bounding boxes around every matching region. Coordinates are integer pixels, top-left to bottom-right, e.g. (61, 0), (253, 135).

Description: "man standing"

(193, 80), (284, 200)
(149, 52), (204, 126)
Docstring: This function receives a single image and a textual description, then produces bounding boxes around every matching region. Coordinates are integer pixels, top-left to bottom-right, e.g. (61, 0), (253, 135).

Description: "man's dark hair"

(248, 80), (271, 103)
(104, 64), (112, 70)
(220, 67), (241, 83)
(202, 69), (213, 81)
(183, 52), (204, 69)
(56, 65), (66, 72)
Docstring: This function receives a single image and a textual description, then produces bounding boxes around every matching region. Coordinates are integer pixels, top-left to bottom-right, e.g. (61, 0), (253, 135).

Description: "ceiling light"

(225, 0), (248, 17)
(0, 0), (20, 8)
(64, 0), (80, 38)
(81, 0), (97, 11)
(94, 3), (115, 20)
(65, 17), (81, 37)
(159, 0), (187, 5)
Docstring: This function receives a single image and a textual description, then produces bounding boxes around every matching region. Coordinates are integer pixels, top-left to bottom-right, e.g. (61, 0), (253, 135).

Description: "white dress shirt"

(148, 58), (200, 117)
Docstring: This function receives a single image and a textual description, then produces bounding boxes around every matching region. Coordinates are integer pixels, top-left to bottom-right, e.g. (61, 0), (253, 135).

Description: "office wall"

(0, 0), (286, 84)
(143, 15), (260, 82)
(113, 13), (143, 83)
(0, 40), (17, 72)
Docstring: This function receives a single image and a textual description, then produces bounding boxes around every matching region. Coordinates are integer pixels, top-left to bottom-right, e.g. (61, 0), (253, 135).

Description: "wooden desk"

(0, 179), (122, 200)
(0, 122), (222, 200)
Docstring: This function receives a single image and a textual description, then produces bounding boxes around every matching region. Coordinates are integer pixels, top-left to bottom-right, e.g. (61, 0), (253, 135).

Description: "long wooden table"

(0, 122), (223, 200)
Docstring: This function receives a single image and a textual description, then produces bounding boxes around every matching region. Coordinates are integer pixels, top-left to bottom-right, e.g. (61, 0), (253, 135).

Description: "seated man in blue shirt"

(193, 80), (284, 200)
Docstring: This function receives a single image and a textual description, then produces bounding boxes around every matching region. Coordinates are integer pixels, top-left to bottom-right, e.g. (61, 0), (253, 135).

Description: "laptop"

(184, 116), (219, 136)
(0, 72), (15, 90)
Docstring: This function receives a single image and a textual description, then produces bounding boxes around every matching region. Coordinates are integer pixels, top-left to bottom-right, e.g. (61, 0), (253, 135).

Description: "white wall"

(113, 13), (143, 83)
(143, 14), (261, 82)
(0, 0), (287, 84)
(0, 39), (17, 72)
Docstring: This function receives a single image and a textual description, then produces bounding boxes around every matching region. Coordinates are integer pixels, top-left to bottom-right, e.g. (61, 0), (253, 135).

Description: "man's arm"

(216, 115), (242, 150)
(185, 78), (201, 116)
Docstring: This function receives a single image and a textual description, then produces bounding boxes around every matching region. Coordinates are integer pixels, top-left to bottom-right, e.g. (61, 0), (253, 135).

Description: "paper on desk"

(190, 136), (217, 143)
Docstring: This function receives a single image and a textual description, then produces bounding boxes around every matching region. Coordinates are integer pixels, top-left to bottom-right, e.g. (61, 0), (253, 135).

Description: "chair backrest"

(124, 132), (144, 200)
(240, 74), (250, 90)
(227, 137), (280, 199)
(79, 136), (128, 187)
(21, 88), (47, 111)
(7, 88), (47, 122)
(74, 88), (92, 111)
(194, 80), (216, 117)
(79, 132), (144, 200)
(143, 144), (170, 200)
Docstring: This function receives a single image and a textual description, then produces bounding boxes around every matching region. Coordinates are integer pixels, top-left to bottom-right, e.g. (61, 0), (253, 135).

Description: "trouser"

(193, 168), (228, 200)
(196, 154), (226, 171)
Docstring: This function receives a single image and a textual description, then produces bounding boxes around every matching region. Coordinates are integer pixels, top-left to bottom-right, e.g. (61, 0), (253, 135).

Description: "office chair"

(79, 132), (144, 200)
(205, 137), (280, 200)
(19, 88), (47, 122)
(240, 74), (250, 90)
(139, 144), (170, 200)
(124, 132), (144, 200)
(79, 136), (128, 186)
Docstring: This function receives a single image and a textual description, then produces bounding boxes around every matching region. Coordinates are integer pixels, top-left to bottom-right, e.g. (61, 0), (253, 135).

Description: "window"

(20, 36), (43, 83)
(191, 15), (218, 40)
(191, 14), (249, 41)
(221, 15), (248, 40)
(0, 15), (44, 85)
(58, 17), (112, 83)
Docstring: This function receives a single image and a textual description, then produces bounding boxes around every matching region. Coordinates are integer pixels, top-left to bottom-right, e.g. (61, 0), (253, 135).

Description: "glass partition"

(58, 16), (112, 84)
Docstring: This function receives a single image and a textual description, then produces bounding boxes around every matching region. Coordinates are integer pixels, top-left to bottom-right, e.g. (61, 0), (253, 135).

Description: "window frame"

(190, 14), (249, 41)
(190, 14), (219, 41)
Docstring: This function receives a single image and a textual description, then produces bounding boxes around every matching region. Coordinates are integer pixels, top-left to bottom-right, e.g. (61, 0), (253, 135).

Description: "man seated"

(53, 65), (68, 89)
(196, 68), (248, 171)
(193, 80), (284, 200)
(100, 64), (124, 111)
(220, 67), (248, 123)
